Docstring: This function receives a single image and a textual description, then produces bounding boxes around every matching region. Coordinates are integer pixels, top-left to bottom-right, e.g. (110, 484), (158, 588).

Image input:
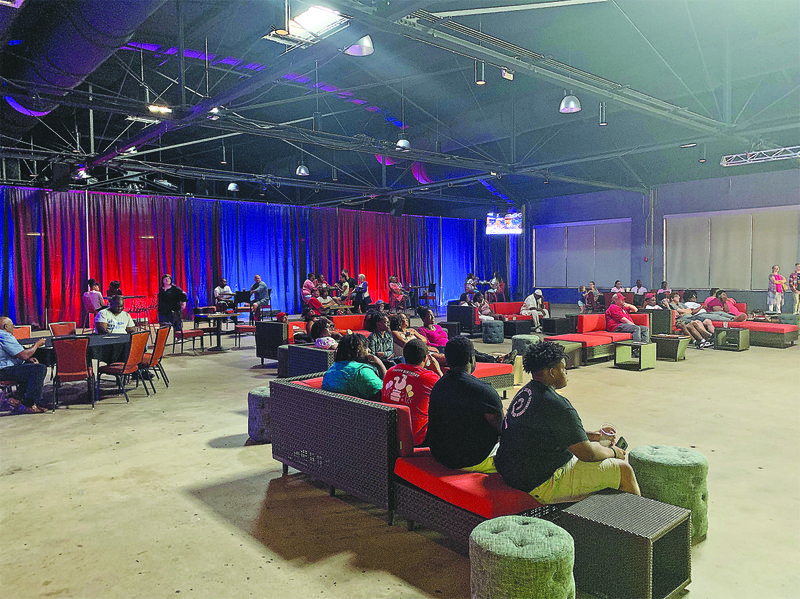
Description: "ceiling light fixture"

(227, 182), (239, 192)
(698, 144), (707, 163)
(126, 115), (161, 124)
(274, 0), (290, 35)
(559, 90), (581, 113)
(220, 143), (227, 165)
(147, 104), (172, 115)
(500, 67), (514, 81)
(679, 142), (697, 148)
(344, 35), (374, 56)
(599, 101), (607, 126)
(296, 144), (310, 176)
(721, 145), (800, 166)
(396, 87), (410, 151)
(475, 60), (486, 85)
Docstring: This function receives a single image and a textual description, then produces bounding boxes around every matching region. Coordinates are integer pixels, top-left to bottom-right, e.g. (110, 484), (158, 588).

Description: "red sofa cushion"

(586, 330), (632, 341)
(473, 362), (513, 377)
(577, 314), (605, 333)
(291, 377), (416, 456)
(330, 314), (367, 331)
(545, 333), (612, 347)
(490, 302), (524, 315)
(728, 322), (797, 333)
(394, 456), (543, 519)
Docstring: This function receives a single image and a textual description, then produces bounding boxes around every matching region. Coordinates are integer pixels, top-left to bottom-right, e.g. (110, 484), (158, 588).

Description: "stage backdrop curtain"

(0, 187), (17, 320)
(183, 198), (218, 309)
(7, 187), (47, 327)
(43, 191), (90, 325)
(404, 215), (440, 302)
(441, 217), (475, 302)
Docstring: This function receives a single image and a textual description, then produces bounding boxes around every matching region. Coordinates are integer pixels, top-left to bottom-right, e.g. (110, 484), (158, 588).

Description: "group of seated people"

(464, 272), (506, 303)
(302, 270), (373, 314)
(459, 288), (550, 329)
(319, 330), (640, 505)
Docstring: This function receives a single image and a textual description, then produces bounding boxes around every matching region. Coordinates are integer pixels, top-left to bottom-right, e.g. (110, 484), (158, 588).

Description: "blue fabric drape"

(440, 217), (475, 302)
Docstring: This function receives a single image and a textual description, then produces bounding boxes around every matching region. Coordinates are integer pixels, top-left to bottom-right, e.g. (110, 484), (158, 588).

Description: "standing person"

(767, 265), (787, 313)
(425, 337), (504, 472)
(249, 274), (269, 319)
(213, 278), (234, 311)
(789, 263), (800, 315)
(157, 274), (188, 332)
(352, 274), (371, 313)
(605, 293), (650, 343)
(95, 296), (136, 334)
(382, 338), (443, 447)
(494, 342), (640, 504)
(577, 285), (588, 314)
(0, 316), (48, 414)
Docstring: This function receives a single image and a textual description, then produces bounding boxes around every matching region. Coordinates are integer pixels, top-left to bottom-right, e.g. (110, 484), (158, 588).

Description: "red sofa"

(545, 312), (651, 363)
(489, 301), (550, 319)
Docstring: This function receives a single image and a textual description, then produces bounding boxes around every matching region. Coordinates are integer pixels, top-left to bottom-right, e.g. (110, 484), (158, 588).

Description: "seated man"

(321, 333), (386, 401)
(307, 287), (326, 316)
(521, 289), (548, 327)
(249, 274), (270, 318)
(706, 289), (747, 322)
(318, 287), (338, 313)
(0, 316), (48, 414)
(425, 337), (504, 472)
(213, 278), (234, 311)
(642, 293), (661, 309)
(95, 296), (136, 334)
(630, 279), (647, 307)
(668, 291), (714, 348)
(382, 338), (443, 446)
(605, 292), (650, 343)
(495, 342), (640, 504)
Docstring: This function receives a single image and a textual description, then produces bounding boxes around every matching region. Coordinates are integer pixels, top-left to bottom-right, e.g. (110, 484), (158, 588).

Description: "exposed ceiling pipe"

(1, 0), (167, 133)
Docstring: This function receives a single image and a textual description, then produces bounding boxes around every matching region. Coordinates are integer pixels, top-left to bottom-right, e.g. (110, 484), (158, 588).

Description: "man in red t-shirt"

(605, 293), (650, 343)
(382, 338), (443, 446)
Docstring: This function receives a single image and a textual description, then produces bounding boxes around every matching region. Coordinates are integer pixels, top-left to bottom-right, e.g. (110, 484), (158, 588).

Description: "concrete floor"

(2, 311), (798, 599)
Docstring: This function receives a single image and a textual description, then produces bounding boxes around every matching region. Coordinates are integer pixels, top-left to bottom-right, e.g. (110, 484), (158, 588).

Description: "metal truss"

(720, 146), (800, 166)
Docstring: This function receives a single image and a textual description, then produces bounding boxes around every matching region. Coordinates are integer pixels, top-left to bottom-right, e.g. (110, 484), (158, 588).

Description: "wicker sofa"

(255, 320), (308, 363)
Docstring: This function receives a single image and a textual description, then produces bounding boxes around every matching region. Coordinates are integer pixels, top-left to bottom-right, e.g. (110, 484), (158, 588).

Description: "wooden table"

(651, 334), (691, 361)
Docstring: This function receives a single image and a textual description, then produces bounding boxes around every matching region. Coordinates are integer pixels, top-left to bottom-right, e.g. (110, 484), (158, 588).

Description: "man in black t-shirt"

(494, 341), (640, 504)
(425, 337), (503, 471)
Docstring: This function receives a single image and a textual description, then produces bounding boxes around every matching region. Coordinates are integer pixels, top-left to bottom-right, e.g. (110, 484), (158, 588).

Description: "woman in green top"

(321, 334), (387, 401)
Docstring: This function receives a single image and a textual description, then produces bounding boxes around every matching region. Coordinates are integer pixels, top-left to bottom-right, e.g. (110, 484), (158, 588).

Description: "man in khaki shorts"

(494, 341), (640, 504)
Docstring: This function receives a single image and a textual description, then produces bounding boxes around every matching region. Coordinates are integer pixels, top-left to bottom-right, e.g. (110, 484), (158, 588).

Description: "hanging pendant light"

(396, 86), (410, 151)
(599, 101), (607, 126)
(344, 35), (374, 56)
(475, 60), (486, 85)
(559, 90), (581, 113)
(274, 0), (290, 35)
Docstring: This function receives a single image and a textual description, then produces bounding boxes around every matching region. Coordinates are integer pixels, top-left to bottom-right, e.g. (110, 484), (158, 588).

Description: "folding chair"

(52, 336), (94, 409)
(49, 322), (77, 336)
(139, 326), (170, 392)
(96, 331), (150, 402)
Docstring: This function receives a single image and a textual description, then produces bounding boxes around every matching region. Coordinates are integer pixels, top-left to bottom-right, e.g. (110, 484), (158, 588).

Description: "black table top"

(19, 333), (131, 349)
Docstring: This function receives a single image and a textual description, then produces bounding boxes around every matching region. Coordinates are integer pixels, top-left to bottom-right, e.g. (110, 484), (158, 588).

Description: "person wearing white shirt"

(630, 280), (648, 295)
(95, 296), (136, 334)
(214, 278), (234, 311)
(521, 289), (549, 328)
(610, 281), (625, 293)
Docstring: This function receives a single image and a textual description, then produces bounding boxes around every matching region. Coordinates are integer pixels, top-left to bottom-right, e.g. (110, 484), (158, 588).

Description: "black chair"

(417, 283), (438, 316)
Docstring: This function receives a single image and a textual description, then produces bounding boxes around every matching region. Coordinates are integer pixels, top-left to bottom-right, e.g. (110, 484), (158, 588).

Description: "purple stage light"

(412, 162), (433, 185)
(4, 96), (52, 117)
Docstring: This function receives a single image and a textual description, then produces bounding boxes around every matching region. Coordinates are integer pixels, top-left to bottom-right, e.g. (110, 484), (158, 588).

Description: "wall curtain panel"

(0, 185), (487, 327)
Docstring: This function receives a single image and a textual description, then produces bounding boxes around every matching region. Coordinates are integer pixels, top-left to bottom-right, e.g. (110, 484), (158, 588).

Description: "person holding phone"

(494, 341), (640, 504)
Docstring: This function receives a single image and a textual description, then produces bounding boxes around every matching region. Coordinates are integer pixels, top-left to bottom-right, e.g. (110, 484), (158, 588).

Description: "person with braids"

(321, 333), (387, 401)
(494, 341), (640, 504)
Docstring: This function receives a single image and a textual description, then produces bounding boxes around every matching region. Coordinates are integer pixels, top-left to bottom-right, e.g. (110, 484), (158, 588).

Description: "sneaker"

(694, 339), (705, 350)
(701, 339), (714, 348)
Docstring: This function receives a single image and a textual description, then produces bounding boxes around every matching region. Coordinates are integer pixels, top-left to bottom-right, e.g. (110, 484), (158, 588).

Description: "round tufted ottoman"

(512, 334), (541, 357)
(470, 515), (575, 599)
(247, 386), (272, 444)
(482, 319), (505, 344)
(628, 445), (709, 541)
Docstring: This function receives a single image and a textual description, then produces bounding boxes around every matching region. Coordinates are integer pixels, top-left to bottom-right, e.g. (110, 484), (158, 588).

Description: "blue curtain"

(0, 187), (16, 320)
(440, 217), (475, 302)
(183, 198), (217, 309)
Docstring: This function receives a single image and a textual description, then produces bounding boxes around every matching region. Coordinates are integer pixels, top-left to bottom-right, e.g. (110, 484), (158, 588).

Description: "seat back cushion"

(331, 314), (367, 331)
(577, 314), (605, 333)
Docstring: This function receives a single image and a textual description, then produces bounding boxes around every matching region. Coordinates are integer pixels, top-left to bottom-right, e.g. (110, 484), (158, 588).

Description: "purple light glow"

(375, 155), (397, 166)
(4, 96), (52, 117)
(216, 57), (242, 66)
(412, 162), (433, 184)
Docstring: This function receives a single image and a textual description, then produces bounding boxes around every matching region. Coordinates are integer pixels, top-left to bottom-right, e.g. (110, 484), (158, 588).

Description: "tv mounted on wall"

(486, 212), (523, 235)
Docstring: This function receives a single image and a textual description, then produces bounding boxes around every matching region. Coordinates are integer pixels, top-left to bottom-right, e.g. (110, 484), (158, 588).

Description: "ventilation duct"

(1, 0), (166, 133)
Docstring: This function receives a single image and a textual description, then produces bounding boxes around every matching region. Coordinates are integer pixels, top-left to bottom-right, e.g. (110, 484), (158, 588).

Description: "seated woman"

(368, 314), (402, 368)
(301, 272), (317, 303)
(336, 273), (352, 304)
(473, 292), (503, 321)
(485, 272), (500, 302)
(321, 333), (387, 401)
(388, 275), (409, 312)
(416, 307), (514, 364)
(390, 313), (431, 357)
(464, 273), (477, 299)
(458, 292), (473, 306)
(311, 318), (338, 350)
(106, 280), (122, 297)
(610, 280), (624, 293)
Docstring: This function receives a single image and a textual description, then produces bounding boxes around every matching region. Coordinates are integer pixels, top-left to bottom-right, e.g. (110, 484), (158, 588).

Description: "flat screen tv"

(486, 212), (523, 235)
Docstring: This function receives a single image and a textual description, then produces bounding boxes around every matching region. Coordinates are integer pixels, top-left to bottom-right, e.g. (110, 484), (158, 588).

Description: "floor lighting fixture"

(559, 90), (581, 113)
(599, 101), (607, 126)
(475, 60), (486, 85)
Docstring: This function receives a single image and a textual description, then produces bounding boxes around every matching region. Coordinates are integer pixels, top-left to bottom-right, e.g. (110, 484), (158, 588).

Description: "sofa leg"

(282, 463), (288, 476)
(387, 510), (394, 526)
(329, 486), (336, 497)
(407, 520), (415, 532)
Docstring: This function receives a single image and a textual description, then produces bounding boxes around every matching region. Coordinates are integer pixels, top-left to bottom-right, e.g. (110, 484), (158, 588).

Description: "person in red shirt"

(605, 293), (650, 343)
(307, 287), (325, 315)
(382, 338), (443, 447)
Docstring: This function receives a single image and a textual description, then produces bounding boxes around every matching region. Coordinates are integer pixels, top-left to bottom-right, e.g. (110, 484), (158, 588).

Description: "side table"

(504, 319), (532, 337)
(649, 309), (674, 336)
(440, 321), (461, 338)
(713, 327), (749, 351)
(542, 317), (571, 335)
(651, 335), (691, 361)
(559, 493), (691, 599)
(614, 341), (656, 371)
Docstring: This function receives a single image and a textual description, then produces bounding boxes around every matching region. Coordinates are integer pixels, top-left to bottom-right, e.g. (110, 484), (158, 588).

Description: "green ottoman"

(550, 340), (582, 369)
(629, 445), (709, 541)
(247, 386), (271, 444)
(482, 320), (505, 344)
(470, 516), (575, 599)
(512, 334), (540, 357)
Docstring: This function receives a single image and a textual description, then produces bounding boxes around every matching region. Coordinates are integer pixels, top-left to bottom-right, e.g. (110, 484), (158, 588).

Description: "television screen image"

(486, 212), (523, 235)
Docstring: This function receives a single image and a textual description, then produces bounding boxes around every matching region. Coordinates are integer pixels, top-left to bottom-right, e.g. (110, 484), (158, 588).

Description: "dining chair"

(49, 321), (77, 336)
(139, 326), (170, 392)
(52, 336), (94, 410)
(417, 283), (438, 316)
(12, 325), (32, 340)
(96, 330), (150, 403)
